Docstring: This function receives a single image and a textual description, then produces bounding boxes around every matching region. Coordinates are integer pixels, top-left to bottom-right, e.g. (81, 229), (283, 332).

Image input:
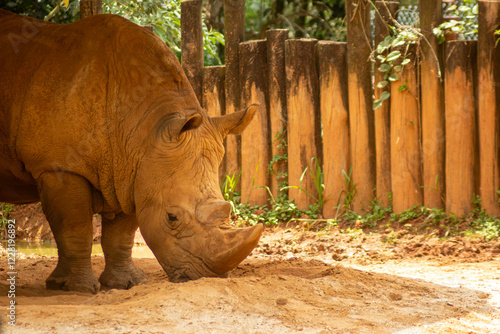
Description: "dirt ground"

(1, 205), (500, 333)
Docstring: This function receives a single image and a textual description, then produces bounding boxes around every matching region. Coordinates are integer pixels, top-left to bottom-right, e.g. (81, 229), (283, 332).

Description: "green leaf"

(401, 58), (411, 66)
(373, 99), (383, 110)
(378, 63), (392, 72)
(380, 91), (391, 101)
(393, 65), (402, 72)
(386, 50), (401, 62)
(388, 73), (399, 82)
(392, 36), (405, 48)
(376, 54), (386, 62)
(377, 35), (393, 54)
(433, 27), (443, 36)
(398, 84), (408, 91)
(377, 80), (389, 88)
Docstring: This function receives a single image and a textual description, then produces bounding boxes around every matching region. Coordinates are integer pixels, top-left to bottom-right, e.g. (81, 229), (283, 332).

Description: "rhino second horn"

(196, 200), (232, 224)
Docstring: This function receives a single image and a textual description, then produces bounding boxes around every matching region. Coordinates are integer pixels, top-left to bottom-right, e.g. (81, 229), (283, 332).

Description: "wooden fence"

(177, 0), (500, 217)
(83, 0), (500, 217)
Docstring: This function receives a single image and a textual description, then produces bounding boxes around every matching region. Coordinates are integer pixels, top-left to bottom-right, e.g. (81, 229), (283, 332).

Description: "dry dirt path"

(0, 228), (499, 334)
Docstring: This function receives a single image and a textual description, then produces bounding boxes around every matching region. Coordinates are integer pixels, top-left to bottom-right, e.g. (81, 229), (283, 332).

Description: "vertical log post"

(224, 0), (245, 176)
(181, 0), (203, 103)
(477, 0), (500, 216)
(285, 39), (321, 210)
(202, 66), (225, 117)
(420, 0), (445, 209)
(203, 66), (226, 181)
(317, 41), (350, 218)
(80, 0), (102, 19)
(346, 0), (375, 212)
(266, 29), (289, 198)
(239, 41), (270, 206)
(374, 1), (399, 205)
(445, 41), (477, 216)
(390, 45), (422, 213)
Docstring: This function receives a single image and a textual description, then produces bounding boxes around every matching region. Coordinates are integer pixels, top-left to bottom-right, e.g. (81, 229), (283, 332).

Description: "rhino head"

(133, 103), (262, 282)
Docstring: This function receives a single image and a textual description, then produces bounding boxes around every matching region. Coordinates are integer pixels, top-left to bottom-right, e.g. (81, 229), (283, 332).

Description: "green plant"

(1, 203), (14, 233)
(102, 0), (224, 65)
(433, 0), (478, 44)
(477, 221), (500, 241)
(341, 227), (362, 240)
(495, 29), (500, 47)
(1, 0), (80, 23)
(281, 157), (328, 211)
(339, 167), (357, 211)
(390, 205), (425, 223)
(370, 1), (422, 110)
(244, 0), (346, 41)
(221, 172), (241, 207)
(268, 130), (288, 190)
(361, 200), (392, 227)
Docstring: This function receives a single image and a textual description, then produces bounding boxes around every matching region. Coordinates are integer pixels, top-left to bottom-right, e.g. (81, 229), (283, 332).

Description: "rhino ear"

(212, 104), (258, 138)
(160, 113), (203, 142)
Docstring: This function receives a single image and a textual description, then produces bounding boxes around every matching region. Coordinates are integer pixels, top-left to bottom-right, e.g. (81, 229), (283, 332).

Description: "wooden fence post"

(445, 40), (478, 216)
(203, 66), (225, 117)
(317, 41), (350, 218)
(203, 66), (226, 181)
(390, 45), (422, 213)
(239, 40), (270, 206)
(285, 39), (321, 210)
(374, 1), (399, 205)
(346, 0), (375, 212)
(80, 0), (102, 19)
(266, 29), (289, 198)
(181, 0), (203, 103)
(477, 0), (500, 216)
(420, 0), (445, 209)
(224, 0), (245, 177)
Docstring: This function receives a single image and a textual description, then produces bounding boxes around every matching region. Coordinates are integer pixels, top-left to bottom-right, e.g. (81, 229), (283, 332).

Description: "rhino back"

(0, 10), (194, 211)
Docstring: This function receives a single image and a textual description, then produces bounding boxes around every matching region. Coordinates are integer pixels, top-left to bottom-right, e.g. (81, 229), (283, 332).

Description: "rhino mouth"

(159, 251), (224, 283)
(157, 224), (263, 283)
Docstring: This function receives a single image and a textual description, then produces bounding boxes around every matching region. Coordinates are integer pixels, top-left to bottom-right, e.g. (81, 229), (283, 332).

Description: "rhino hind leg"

(99, 213), (147, 290)
(38, 172), (100, 294)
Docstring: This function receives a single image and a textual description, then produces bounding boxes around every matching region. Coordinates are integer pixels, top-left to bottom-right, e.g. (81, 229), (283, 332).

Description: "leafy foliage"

(102, 0), (224, 65)
(1, 0), (80, 23)
(0, 203), (14, 236)
(268, 130), (288, 190)
(433, 0), (478, 44)
(282, 157), (328, 211)
(244, 0), (346, 40)
(371, 2), (420, 110)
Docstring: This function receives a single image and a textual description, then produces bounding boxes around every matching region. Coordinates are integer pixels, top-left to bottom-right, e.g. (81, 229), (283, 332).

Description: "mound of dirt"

(1, 204), (499, 333)
(0, 254), (499, 333)
(7, 203), (102, 242)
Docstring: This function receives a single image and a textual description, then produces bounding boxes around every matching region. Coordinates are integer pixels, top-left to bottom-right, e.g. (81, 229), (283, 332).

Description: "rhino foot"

(99, 263), (147, 290)
(46, 273), (100, 294)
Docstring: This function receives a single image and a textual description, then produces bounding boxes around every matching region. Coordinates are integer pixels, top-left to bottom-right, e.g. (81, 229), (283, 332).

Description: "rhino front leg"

(38, 172), (100, 293)
(99, 213), (147, 289)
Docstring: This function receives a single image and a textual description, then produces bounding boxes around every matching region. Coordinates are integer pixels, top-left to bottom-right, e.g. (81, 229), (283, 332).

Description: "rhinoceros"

(0, 9), (262, 293)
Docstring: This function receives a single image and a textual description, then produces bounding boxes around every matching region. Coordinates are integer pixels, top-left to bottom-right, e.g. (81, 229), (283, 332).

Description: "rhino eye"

(168, 213), (178, 222)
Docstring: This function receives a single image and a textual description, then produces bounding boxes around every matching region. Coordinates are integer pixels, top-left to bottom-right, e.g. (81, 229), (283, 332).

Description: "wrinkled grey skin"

(0, 10), (262, 293)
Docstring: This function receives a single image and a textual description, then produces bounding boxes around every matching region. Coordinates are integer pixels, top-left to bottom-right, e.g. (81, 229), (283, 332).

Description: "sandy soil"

(1, 223), (499, 334)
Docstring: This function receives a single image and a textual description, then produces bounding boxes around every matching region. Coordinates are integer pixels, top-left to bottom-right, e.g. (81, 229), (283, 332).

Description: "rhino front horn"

(208, 224), (263, 275)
